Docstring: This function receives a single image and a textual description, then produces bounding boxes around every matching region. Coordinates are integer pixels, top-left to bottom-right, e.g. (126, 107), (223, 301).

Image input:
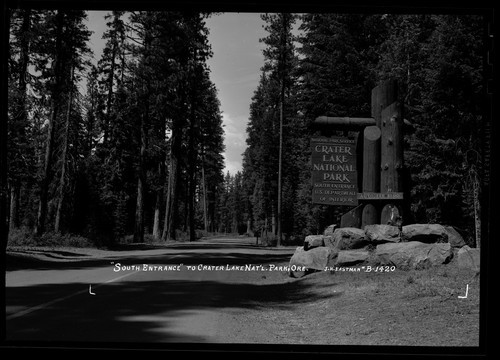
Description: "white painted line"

(458, 284), (469, 299)
(6, 269), (140, 320)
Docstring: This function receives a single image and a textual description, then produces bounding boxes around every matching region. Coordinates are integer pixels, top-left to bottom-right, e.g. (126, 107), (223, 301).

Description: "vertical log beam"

(380, 100), (404, 225)
(381, 203), (401, 225)
(371, 79), (398, 128)
(360, 79), (397, 227)
(361, 204), (378, 229)
(361, 125), (381, 228)
(380, 101), (403, 193)
(363, 126), (381, 192)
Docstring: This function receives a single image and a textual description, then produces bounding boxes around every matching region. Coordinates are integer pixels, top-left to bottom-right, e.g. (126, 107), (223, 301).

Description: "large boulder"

(335, 250), (370, 267)
(364, 224), (400, 244)
(375, 241), (452, 270)
(323, 224), (338, 237)
(401, 224), (448, 243)
(456, 245), (480, 271)
(324, 227), (368, 250)
(443, 226), (466, 248)
(289, 246), (331, 277)
(303, 235), (324, 250)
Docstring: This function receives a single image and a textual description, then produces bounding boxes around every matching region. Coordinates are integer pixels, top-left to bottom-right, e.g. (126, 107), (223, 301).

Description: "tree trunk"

(271, 199), (276, 235)
(9, 9), (31, 232)
(277, 83), (283, 245)
(35, 10), (64, 236)
(472, 167), (481, 248)
(276, 13), (288, 247)
(35, 103), (56, 235)
(188, 88), (197, 242)
(201, 159), (208, 232)
(9, 184), (20, 231)
(162, 138), (179, 241)
(133, 112), (147, 243)
(103, 40), (117, 146)
(1, 10), (12, 250)
(133, 24), (153, 244)
(86, 100), (94, 157)
(152, 113), (167, 241)
(152, 160), (165, 241)
(246, 218), (251, 236)
(54, 63), (74, 233)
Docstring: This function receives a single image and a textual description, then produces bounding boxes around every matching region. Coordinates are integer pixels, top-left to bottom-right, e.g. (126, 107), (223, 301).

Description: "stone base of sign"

(375, 242), (452, 270)
(290, 223), (474, 277)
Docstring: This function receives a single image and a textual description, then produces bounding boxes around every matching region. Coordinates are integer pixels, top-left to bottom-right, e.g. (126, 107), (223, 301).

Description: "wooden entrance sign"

(311, 136), (358, 206)
(312, 79), (405, 228)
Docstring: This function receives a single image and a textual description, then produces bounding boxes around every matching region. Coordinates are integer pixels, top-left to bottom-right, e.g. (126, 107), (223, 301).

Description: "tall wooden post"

(380, 98), (404, 224)
(360, 79), (398, 227)
(362, 126), (381, 192)
(361, 125), (381, 227)
(381, 101), (404, 193)
(371, 79), (398, 128)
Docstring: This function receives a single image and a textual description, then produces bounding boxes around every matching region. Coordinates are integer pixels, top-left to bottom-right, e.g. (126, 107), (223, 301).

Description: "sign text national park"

(311, 136), (358, 206)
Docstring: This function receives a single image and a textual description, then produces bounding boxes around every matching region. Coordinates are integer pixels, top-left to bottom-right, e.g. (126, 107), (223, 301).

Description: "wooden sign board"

(311, 136), (358, 206)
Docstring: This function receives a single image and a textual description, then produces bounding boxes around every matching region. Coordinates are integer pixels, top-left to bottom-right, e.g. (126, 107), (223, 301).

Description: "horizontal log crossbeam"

(313, 116), (376, 128)
(357, 192), (403, 200)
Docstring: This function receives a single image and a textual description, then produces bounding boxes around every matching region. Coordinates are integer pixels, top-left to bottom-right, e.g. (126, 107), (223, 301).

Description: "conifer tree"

(33, 10), (91, 236)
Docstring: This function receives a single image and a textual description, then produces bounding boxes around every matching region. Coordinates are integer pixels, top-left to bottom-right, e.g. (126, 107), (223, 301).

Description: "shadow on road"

(6, 237), (340, 345)
(6, 275), (338, 345)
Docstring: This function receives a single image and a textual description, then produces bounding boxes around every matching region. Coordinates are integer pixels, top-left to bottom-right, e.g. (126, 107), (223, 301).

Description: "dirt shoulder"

(238, 262), (480, 346)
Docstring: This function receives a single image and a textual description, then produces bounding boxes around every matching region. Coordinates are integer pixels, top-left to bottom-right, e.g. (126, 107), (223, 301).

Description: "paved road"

(5, 237), (296, 345)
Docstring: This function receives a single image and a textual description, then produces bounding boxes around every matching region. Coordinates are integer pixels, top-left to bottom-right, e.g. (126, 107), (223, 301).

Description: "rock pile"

(289, 223), (477, 277)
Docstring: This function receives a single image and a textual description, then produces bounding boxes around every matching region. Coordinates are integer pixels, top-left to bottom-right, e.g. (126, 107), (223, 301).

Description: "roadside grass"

(295, 260), (480, 302)
(256, 259), (481, 346)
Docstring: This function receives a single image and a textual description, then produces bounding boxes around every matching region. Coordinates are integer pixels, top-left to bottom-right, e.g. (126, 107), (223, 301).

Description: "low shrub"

(7, 227), (94, 248)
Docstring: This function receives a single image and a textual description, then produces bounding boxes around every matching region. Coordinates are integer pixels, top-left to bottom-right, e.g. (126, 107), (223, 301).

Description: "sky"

(86, 11), (268, 176)
(205, 13), (268, 175)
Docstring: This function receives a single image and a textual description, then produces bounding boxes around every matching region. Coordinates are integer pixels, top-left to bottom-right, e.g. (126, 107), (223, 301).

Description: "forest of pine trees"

(5, 10), (487, 248)
(6, 9), (226, 247)
(240, 13), (486, 246)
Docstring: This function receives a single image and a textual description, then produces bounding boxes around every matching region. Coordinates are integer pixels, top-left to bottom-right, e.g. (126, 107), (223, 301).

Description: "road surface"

(5, 237), (297, 345)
